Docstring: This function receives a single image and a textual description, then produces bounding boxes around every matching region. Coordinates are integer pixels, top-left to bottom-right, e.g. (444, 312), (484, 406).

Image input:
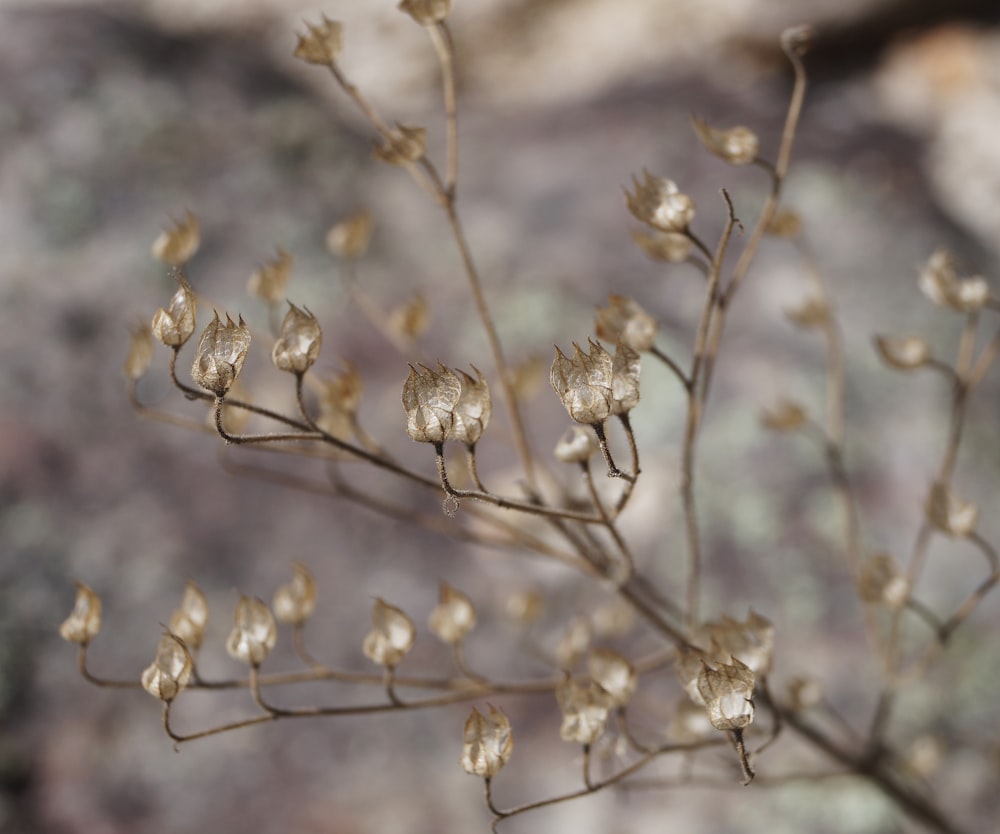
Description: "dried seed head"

(152, 211), (200, 265)
(429, 583), (477, 645)
(59, 582), (102, 645)
(556, 677), (608, 745)
(124, 321), (154, 381)
(588, 648), (637, 708)
(247, 248), (292, 304)
(624, 170), (695, 233)
(925, 481), (978, 538)
(555, 617), (591, 670)
(760, 399), (809, 433)
(691, 116), (759, 165)
(554, 425), (599, 464)
(595, 295), (657, 353)
(326, 211), (373, 261)
(373, 124), (427, 165)
(785, 294), (831, 329)
(550, 340), (614, 426)
(858, 552), (910, 610)
(273, 563), (317, 626)
(398, 0), (451, 25)
(363, 598), (416, 668)
(272, 303), (322, 375)
(387, 295), (430, 345)
(461, 705), (513, 778)
(873, 334), (932, 371)
(151, 274), (197, 348)
(697, 657), (756, 732)
(630, 229), (693, 263)
(402, 363), (461, 444)
(919, 248), (990, 313)
(610, 342), (641, 415)
(168, 581), (209, 650)
(294, 16), (343, 65)
(225, 596), (277, 667)
(191, 312), (251, 397)
(704, 610), (775, 676)
(450, 367), (492, 446)
(141, 632), (193, 702)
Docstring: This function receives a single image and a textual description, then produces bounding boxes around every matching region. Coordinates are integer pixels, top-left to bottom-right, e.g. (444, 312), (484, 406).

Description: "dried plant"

(62, 6), (1000, 834)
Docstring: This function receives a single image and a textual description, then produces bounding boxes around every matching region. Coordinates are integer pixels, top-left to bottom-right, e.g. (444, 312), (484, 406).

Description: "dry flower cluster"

(61, 5), (1000, 833)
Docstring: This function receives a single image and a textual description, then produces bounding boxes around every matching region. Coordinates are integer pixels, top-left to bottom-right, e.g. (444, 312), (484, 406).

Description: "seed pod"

(402, 363), (462, 444)
(595, 295), (657, 353)
(691, 116), (759, 165)
(919, 248), (990, 313)
(152, 211), (200, 265)
(610, 342), (641, 415)
(858, 552), (910, 610)
(247, 248), (292, 304)
(363, 598), (416, 668)
(373, 124), (427, 165)
(704, 610), (775, 676)
(624, 170), (695, 233)
(168, 581), (209, 650)
(925, 481), (978, 538)
(450, 368), (491, 446)
(874, 335), (932, 371)
(191, 312), (251, 397)
(141, 632), (193, 702)
(630, 229), (693, 263)
(326, 211), (374, 261)
(760, 399), (808, 433)
(556, 677), (608, 745)
(124, 321), (153, 381)
(785, 294), (831, 329)
(554, 617), (591, 670)
(429, 583), (477, 645)
(550, 340), (614, 426)
(554, 425), (598, 464)
(398, 0), (451, 26)
(588, 648), (637, 709)
(151, 274), (197, 348)
(272, 303), (322, 375)
(387, 295), (430, 345)
(59, 582), (102, 645)
(697, 657), (756, 732)
(294, 16), (343, 65)
(272, 563), (317, 627)
(225, 596), (277, 667)
(461, 705), (512, 778)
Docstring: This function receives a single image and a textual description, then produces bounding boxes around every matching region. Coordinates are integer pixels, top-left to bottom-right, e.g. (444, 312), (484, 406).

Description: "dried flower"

(554, 425), (599, 464)
(373, 124), (427, 165)
(151, 274), (197, 348)
(697, 657), (756, 732)
(556, 677), (608, 745)
(610, 342), (641, 415)
(294, 16), (343, 66)
(326, 211), (373, 261)
(152, 211), (200, 265)
(461, 705), (513, 777)
(168, 581), (209, 650)
(191, 312), (251, 397)
(858, 552), (910, 610)
(124, 321), (153, 381)
(760, 399), (809, 433)
(387, 295), (430, 345)
(595, 295), (657, 353)
(141, 632), (193, 702)
(691, 116), (759, 165)
(59, 582), (102, 645)
(225, 596), (277, 667)
(925, 482), (978, 538)
(630, 229), (693, 262)
(624, 171), (695, 233)
(402, 363), (461, 444)
(588, 648), (636, 708)
(272, 303), (322, 375)
(874, 334), (932, 371)
(550, 340), (614, 426)
(363, 598), (416, 668)
(785, 294), (831, 329)
(429, 583), (477, 645)
(398, 0), (451, 26)
(272, 563), (317, 626)
(919, 248), (990, 313)
(247, 248), (292, 304)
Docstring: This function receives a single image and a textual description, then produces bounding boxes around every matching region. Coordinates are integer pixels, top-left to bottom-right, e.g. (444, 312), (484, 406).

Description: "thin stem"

(649, 346), (691, 391)
(592, 421), (633, 482)
(581, 460), (634, 581)
(429, 22), (458, 194)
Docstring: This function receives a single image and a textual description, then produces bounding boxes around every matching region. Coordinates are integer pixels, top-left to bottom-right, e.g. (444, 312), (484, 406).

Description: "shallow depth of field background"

(3, 1), (1000, 832)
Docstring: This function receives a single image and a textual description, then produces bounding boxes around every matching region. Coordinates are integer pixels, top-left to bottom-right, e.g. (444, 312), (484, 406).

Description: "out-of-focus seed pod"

(624, 170), (695, 233)
(760, 399), (809, 433)
(399, 0), (451, 26)
(785, 294), (831, 329)
(326, 211), (373, 261)
(704, 610), (775, 676)
(919, 248), (990, 313)
(786, 676), (822, 711)
(272, 563), (317, 627)
(505, 590), (543, 624)
(247, 248), (292, 304)
(554, 617), (591, 670)
(141, 632), (193, 702)
(858, 552), (910, 610)
(556, 677), (608, 745)
(550, 340), (614, 426)
(766, 209), (803, 239)
(595, 295), (657, 353)
(874, 334), (932, 371)
(461, 705), (512, 778)
(691, 116), (759, 165)
(630, 229), (693, 263)
(151, 274), (197, 348)
(373, 124), (427, 165)
(610, 342), (641, 415)
(554, 425), (598, 464)
(59, 582), (102, 645)
(925, 481), (978, 538)
(124, 321), (153, 381)
(588, 648), (637, 709)
(428, 583), (477, 645)
(225, 596), (277, 667)
(294, 16), (343, 65)
(152, 211), (200, 266)
(168, 581), (209, 650)
(191, 312), (251, 397)
(387, 295), (430, 345)
(363, 598), (416, 668)
(272, 303), (322, 375)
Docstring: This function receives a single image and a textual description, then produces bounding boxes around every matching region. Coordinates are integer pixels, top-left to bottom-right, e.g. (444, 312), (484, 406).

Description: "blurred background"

(3, 1), (1000, 832)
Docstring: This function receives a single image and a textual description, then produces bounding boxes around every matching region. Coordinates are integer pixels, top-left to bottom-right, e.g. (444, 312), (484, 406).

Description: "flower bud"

(630, 229), (693, 263)
(124, 321), (153, 382)
(428, 583), (477, 645)
(874, 335), (932, 371)
(272, 303), (322, 375)
(294, 16), (343, 66)
(461, 705), (513, 778)
(595, 295), (657, 353)
(247, 248), (292, 304)
(59, 582), (102, 645)
(760, 399), (808, 433)
(554, 425), (598, 464)
(226, 596), (277, 666)
(326, 211), (373, 261)
(697, 657), (755, 732)
(151, 274), (197, 348)
(402, 363), (461, 444)
(152, 211), (200, 265)
(168, 581), (209, 650)
(588, 648), (636, 708)
(191, 312), (251, 397)
(141, 632), (193, 702)
(691, 116), (759, 165)
(925, 481), (978, 538)
(398, 0), (451, 26)
(550, 340), (614, 426)
(272, 563), (317, 626)
(624, 170), (695, 233)
(363, 598), (416, 668)
(556, 677), (608, 745)
(610, 342), (641, 415)
(373, 124), (427, 165)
